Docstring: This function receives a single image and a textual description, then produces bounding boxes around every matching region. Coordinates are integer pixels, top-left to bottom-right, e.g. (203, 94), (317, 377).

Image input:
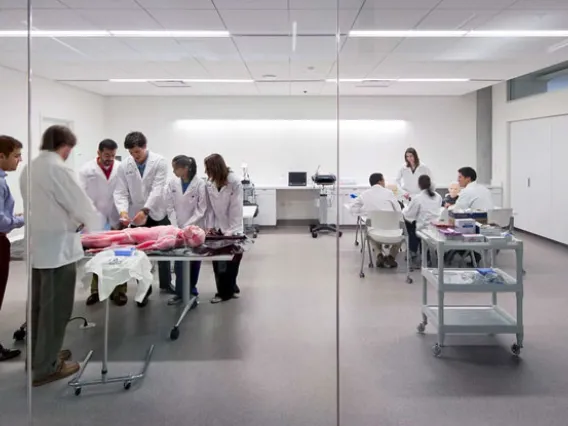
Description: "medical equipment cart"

(416, 229), (524, 357)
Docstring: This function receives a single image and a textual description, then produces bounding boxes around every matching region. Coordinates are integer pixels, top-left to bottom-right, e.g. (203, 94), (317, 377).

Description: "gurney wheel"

(253, 232), (258, 239)
(406, 277), (413, 284)
(417, 323), (426, 333)
(13, 328), (26, 342)
(432, 344), (442, 357)
(311, 232), (318, 239)
(354, 241), (359, 246)
(511, 343), (521, 357)
(74, 387), (82, 396)
(123, 381), (132, 390)
(338, 231), (343, 237)
(170, 327), (180, 341)
(359, 272), (365, 278)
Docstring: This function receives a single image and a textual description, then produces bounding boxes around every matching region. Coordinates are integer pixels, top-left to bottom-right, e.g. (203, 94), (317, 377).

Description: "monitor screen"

(288, 172), (307, 186)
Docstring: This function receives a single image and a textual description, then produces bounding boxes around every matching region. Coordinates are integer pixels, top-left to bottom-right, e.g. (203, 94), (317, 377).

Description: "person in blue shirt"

(0, 135), (25, 361)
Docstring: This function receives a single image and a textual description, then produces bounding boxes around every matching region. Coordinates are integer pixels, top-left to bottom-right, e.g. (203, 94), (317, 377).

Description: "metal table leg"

(68, 298), (155, 395)
(169, 261), (198, 340)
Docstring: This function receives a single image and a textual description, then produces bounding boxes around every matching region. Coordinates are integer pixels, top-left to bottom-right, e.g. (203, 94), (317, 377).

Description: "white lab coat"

(205, 172), (244, 235)
(396, 163), (434, 197)
(350, 185), (401, 216)
(78, 158), (121, 229)
(453, 181), (494, 211)
(165, 175), (207, 228)
(402, 190), (443, 230)
(20, 151), (100, 269)
(113, 151), (168, 221)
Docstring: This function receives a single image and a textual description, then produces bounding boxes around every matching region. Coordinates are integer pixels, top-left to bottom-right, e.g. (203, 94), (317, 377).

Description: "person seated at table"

(443, 181), (460, 208)
(350, 173), (401, 268)
(403, 175), (442, 261)
(453, 167), (494, 211)
(165, 155), (206, 305)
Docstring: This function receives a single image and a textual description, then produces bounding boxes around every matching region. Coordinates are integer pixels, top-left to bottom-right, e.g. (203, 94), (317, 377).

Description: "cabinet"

(339, 190), (359, 225)
(254, 189), (277, 226)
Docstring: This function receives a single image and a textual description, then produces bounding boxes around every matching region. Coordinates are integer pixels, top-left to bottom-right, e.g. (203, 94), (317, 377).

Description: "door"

(510, 121), (532, 231)
(551, 115), (568, 244)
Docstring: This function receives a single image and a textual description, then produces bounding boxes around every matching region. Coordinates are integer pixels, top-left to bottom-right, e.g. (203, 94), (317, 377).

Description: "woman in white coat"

(204, 153), (244, 304)
(396, 147), (434, 199)
(165, 155), (206, 305)
(402, 175), (442, 257)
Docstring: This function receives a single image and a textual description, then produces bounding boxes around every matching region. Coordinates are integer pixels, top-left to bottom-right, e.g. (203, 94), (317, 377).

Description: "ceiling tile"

(234, 36), (290, 60)
(57, 38), (138, 60)
(179, 38), (242, 61)
(290, 81), (325, 95)
(136, 0), (214, 8)
(147, 9), (226, 30)
(289, 0), (364, 9)
(0, 9), (28, 29)
(289, 9), (360, 34)
(255, 82), (290, 95)
(195, 59), (251, 79)
(509, 0), (568, 9)
(416, 10), (500, 30)
(0, 0), (65, 8)
(245, 61), (290, 79)
(219, 10), (289, 34)
(436, 0), (517, 9)
(117, 38), (189, 60)
(351, 9), (429, 30)
(393, 38), (459, 56)
(292, 36), (337, 61)
(31, 9), (105, 30)
(340, 37), (402, 59)
(78, 9), (163, 30)
(58, 0), (141, 8)
(477, 10), (568, 30)
(290, 59), (334, 79)
(363, 0), (440, 9)
(212, 0), (287, 9)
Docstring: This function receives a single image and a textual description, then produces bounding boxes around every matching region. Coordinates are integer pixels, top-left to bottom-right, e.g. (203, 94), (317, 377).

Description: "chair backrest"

(488, 208), (513, 228)
(368, 210), (403, 232)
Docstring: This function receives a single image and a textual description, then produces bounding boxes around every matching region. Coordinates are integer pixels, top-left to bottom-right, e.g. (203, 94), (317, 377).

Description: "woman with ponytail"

(403, 174), (442, 257)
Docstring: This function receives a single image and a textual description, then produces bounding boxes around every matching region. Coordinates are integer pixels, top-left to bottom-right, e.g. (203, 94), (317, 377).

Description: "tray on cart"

(421, 268), (519, 293)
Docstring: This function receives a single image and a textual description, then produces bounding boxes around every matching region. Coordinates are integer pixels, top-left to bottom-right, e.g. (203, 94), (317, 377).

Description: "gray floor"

(1, 228), (567, 426)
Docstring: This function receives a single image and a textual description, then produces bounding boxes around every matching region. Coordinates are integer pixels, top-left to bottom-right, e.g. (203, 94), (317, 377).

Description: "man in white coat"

(79, 139), (127, 306)
(350, 173), (402, 268)
(453, 166), (494, 211)
(113, 131), (170, 307)
(21, 125), (100, 387)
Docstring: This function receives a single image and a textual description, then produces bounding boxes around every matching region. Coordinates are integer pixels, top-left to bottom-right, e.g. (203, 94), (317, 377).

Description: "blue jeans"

(174, 261), (201, 297)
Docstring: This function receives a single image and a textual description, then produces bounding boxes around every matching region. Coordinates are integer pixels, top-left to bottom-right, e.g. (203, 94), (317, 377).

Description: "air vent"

(149, 80), (191, 88)
(355, 79), (393, 88)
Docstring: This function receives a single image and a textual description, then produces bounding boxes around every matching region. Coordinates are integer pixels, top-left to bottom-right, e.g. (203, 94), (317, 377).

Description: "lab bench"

(416, 228), (524, 358)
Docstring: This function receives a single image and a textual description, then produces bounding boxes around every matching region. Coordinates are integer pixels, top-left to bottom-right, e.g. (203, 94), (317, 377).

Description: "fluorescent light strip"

(108, 78), (254, 83)
(349, 30), (568, 38)
(325, 78), (470, 83)
(0, 30), (229, 38)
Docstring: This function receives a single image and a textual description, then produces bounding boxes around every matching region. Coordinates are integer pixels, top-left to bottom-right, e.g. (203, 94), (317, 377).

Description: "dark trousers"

(174, 261), (201, 297)
(212, 254), (243, 301)
(31, 263), (77, 380)
(144, 216), (172, 290)
(406, 220), (420, 254)
(0, 235), (10, 311)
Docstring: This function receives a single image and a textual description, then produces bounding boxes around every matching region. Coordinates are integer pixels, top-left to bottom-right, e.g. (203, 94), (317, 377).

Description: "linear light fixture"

(108, 78), (254, 83)
(325, 78), (470, 83)
(0, 30), (230, 38)
(349, 30), (568, 38)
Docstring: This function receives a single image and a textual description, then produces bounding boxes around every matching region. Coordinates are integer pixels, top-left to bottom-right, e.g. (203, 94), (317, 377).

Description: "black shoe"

(137, 285), (153, 308)
(86, 293), (100, 306)
(376, 253), (385, 268)
(111, 292), (128, 306)
(0, 345), (21, 361)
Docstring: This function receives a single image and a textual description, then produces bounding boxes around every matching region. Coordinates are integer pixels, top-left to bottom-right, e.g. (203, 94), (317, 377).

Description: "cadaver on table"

(81, 225), (205, 252)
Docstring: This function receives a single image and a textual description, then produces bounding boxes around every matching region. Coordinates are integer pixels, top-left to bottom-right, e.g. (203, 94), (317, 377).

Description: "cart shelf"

(422, 305), (519, 334)
(421, 268), (519, 293)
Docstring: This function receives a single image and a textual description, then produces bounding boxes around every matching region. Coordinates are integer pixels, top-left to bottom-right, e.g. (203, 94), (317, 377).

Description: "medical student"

(403, 175), (442, 258)
(113, 131), (170, 307)
(453, 166), (494, 211)
(204, 153), (244, 304)
(20, 125), (100, 386)
(0, 135), (24, 361)
(350, 172), (401, 268)
(396, 147), (434, 199)
(165, 155), (206, 305)
(79, 139), (128, 306)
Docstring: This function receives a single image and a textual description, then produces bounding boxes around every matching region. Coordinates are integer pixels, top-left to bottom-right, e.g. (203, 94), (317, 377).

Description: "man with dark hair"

(350, 172), (402, 268)
(0, 135), (25, 361)
(114, 131), (171, 306)
(20, 125), (100, 386)
(79, 138), (127, 306)
(454, 166), (494, 211)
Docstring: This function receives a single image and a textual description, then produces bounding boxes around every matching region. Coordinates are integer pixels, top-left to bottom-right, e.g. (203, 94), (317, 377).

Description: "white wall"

(493, 81), (568, 206)
(105, 95), (477, 187)
(0, 66), (105, 223)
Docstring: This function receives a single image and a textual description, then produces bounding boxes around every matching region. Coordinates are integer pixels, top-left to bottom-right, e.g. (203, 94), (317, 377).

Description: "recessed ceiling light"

(349, 30), (568, 38)
(261, 74), (278, 80)
(108, 78), (254, 83)
(325, 78), (471, 83)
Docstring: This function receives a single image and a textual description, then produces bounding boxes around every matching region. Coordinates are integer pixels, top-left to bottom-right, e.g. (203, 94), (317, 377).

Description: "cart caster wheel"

(368, 262), (374, 268)
(432, 344), (442, 357)
(74, 388), (82, 396)
(311, 232), (318, 239)
(417, 323), (426, 333)
(355, 241), (359, 246)
(13, 328), (26, 342)
(309, 224), (315, 232)
(406, 277), (413, 284)
(253, 233), (258, 239)
(123, 381), (132, 390)
(170, 327), (180, 341)
(359, 272), (365, 278)
(338, 231), (343, 237)
(511, 343), (521, 356)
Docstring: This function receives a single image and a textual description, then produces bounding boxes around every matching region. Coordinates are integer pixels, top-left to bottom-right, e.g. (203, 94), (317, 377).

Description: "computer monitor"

(288, 172), (307, 186)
